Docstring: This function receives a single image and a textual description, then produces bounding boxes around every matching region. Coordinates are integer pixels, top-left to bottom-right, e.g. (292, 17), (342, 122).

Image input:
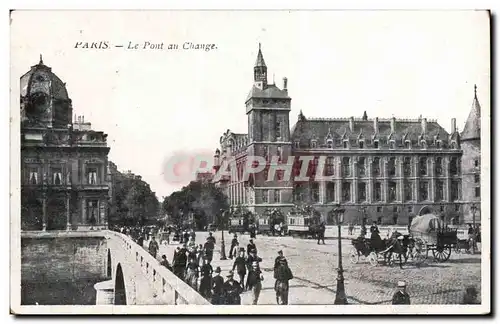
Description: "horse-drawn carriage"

(410, 213), (458, 263)
(349, 232), (412, 267)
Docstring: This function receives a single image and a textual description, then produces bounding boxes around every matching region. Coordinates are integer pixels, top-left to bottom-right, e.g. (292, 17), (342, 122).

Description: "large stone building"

(212, 45), (481, 225)
(20, 57), (111, 231)
(460, 85), (482, 224)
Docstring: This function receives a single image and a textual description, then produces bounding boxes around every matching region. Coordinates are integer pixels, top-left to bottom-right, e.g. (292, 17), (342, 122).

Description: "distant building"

(211, 45), (478, 225)
(195, 171), (214, 183)
(460, 85), (482, 224)
(20, 56), (110, 231)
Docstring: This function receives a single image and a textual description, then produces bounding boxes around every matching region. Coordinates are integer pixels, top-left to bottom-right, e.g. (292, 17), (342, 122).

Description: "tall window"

(263, 145), (269, 162)
(29, 168), (38, 184)
(372, 157), (380, 176)
(326, 182), (335, 202)
(435, 157), (443, 175)
(87, 167), (98, 184)
(436, 180), (444, 201)
(294, 141), (300, 149)
(450, 157), (459, 175)
(404, 181), (412, 201)
(342, 157), (351, 177)
(311, 140), (317, 148)
(359, 182), (366, 202)
(262, 189), (269, 203)
(474, 174), (480, 183)
(475, 187), (480, 198)
(342, 182), (351, 202)
(451, 181), (459, 201)
(405, 141), (411, 149)
(474, 159), (480, 168)
(294, 184), (305, 203)
(52, 168), (62, 185)
(276, 120), (282, 140)
(419, 157), (427, 176)
(311, 183), (319, 202)
(389, 141), (396, 149)
(419, 181), (428, 201)
(374, 140), (379, 149)
(359, 141), (364, 149)
(325, 157), (335, 176)
(358, 157), (366, 177)
(87, 200), (98, 223)
(374, 182), (381, 201)
(343, 140), (348, 149)
(277, 146), (282, 162)
(388, 181), (397, 202)
(403, 157), (412, 176)
(388, 157), (396, 176)
(274, 190), (281, 203)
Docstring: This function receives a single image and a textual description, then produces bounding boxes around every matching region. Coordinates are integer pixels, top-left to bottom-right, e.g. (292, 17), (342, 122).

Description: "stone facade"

(20, 57), (111, 231)
(212, 46), (480, 225)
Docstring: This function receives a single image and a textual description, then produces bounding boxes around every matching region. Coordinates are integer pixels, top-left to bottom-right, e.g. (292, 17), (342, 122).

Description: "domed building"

(20, 56), (111, 231)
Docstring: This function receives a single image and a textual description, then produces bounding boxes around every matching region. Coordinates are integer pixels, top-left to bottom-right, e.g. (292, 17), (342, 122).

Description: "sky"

(10, 10), (490, 200)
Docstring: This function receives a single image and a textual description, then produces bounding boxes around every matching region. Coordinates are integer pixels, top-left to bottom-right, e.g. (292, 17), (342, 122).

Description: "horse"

(384, 232), (411, 268)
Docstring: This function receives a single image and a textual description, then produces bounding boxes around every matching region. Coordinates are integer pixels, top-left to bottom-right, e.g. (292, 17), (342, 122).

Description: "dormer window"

(359, 140), (364, 149)
(294, 141), (300, 149)
(451, 141), (458, 149)
(389, 140), (396, 150)
(421, 140), (427, 149)
(311, 140), (317, 148)
(373, 140), (379, 149)
(405, 140), (411, 149)
(436, 140), (442, 149)
(327, 140), (333, 149)
(343, 140), (349, 149)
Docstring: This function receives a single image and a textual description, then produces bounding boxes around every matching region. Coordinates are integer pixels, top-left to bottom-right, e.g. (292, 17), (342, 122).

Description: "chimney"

(451, 118), (456, 133)
(421, 118), (427, 134)
(390, 117), (396, 133)
(373, 117), (379, 134)
(283, 77), (288, 90)
(349, 117), (354, 132)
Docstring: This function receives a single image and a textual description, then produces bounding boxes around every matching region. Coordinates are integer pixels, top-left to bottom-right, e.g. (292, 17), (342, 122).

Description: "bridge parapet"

(105, 230), (210, 305)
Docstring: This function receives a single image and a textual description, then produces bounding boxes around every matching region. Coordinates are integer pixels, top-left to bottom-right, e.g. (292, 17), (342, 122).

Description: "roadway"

(151, 231), (481, 305)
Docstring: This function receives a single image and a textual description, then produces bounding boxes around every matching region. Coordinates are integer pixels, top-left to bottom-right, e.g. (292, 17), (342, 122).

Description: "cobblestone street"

(153, 231), (481, 305)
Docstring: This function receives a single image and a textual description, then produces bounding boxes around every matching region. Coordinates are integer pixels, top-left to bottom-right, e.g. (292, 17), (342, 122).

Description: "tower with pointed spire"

(253, 43), (267, 89)
(461, 84), (482, 223)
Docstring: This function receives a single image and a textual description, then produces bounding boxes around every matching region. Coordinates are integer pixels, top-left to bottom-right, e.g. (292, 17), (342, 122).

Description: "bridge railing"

(105, 230), (210, 305)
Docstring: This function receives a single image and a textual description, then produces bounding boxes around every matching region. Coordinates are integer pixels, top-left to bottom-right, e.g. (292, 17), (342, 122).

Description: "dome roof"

(20, 55), (70, 101)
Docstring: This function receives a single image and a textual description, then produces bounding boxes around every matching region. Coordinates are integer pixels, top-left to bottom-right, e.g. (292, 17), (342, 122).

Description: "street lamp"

(333, 203), (348, 305)
(220, 208), (228, 260)
(470, 203), (478, 254)
(360, 206), (367, 237)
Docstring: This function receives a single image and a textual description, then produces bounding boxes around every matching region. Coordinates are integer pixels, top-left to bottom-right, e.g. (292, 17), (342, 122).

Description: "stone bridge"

(20, 230), (209, 306)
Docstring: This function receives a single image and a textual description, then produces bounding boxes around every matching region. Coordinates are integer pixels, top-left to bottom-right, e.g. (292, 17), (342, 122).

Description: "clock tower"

(245, 44), (293, 213)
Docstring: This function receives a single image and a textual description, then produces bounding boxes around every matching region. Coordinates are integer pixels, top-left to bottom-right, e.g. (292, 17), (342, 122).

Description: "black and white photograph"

(9, 9), (490, 315)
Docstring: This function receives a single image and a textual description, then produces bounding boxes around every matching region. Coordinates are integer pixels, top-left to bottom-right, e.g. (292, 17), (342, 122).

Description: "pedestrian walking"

(204, 233), (216, 263)
(199, 259), (213, 298)
(317, 222), (326, 244)
(197, 244), (204, 266)
(247, 249), (262, 272)
(274, 250), (293, 305)
(185, 255), (199, 290)
(173, 245), (188, 281)
(392, 281), (411, 305)
(223, 270), (243, 305)
(229, 234), (239, 259)
(246, 261), (264, 305)
(232, 248), (247, 291)
(247, 239), (257, 257)
(148, 236), (159, 259)
(160, 255), (172, 271)
(211, 266), (224, 305)
(250, 224), (257, 239)
(137, 234), (144, 248)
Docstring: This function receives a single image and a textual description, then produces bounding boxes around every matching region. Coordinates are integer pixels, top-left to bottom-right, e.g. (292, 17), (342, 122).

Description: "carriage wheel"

(433, 246), (452, 262)
(413, 239), (427, 266)
(368, 252), (378, 266)
(349, 249), (359, 264)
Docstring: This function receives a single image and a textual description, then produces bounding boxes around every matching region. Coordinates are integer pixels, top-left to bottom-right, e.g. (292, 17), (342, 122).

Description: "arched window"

(343, 140), (349, 149)
(359, 140), (364, 149)
(389, 140), (396, 150)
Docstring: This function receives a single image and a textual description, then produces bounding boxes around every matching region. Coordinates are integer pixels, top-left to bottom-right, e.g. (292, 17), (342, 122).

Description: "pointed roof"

(461, 84), (481, 141)
(254, 43), (266, 67)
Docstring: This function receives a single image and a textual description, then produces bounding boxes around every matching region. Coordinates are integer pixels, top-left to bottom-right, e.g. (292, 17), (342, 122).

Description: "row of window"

(261, 189), (281, 203)
(26, 167), (100, 185)
(292, 180), (460, 204)
(294, 138), (459, 150)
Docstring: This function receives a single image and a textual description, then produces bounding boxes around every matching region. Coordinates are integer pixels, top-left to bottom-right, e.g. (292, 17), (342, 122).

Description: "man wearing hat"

(392, 281), (411, 305)
(274, 250), (293, 305)
(232, 248), (247, 290)
(199, 258), (213, 298)
(204, 233), (216, 264)
(223, 270), (243, 305)
(211, 266), (224, 305)
(247, 249), (262, 272)
(229, 234), (239, 259)
(247, 239), (257, 257)
(246, 261), (264, 305)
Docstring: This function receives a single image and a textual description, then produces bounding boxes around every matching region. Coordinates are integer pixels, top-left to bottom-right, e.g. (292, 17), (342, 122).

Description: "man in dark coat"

(160, 255), (172, 271)
(317, 222), (326, 244)
(173, 245), (188, 281)
(247, 249), (262, 272)
(274, 250), (293, 305)
(211, 266), (224, 305)
(247, 239), (257, 257)
(229, 234), (239, 259)
(223, 270), (243, 305)
(232, 248), (247, 290)
(249, 224), (257, 239)
(392, 281), (411, 305)
(246, 261), (264, 305)
(204, 233), (216, 263)
(148, 236), (159, 259)
(199, 259), (213, 298)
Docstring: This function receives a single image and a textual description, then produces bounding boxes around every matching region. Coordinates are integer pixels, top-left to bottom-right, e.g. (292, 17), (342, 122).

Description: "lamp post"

(220, 208), (228, 260)
(360, 206), (367, 237)
(333, 204), (348, 305)
(470, 203), (477, 254)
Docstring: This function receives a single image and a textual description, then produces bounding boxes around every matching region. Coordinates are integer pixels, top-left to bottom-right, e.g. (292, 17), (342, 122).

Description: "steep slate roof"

(461, 85), (481, 141)
(246, 84), (290, 102)
(291, 113), (450, 148)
